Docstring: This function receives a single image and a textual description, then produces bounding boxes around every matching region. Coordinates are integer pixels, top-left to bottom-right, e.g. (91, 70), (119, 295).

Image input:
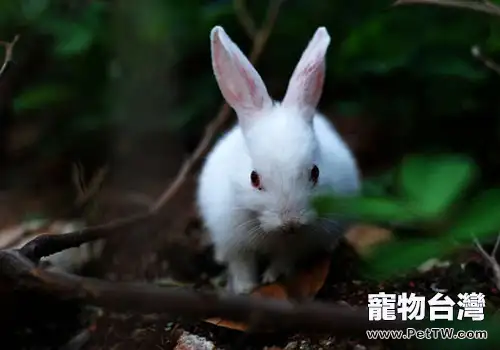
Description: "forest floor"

(1, 174), (500, 350)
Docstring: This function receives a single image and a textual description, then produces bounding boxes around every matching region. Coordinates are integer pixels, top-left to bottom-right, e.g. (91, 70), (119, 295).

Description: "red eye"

(310, 165), (319, 185)
(250, 170), (262, 190)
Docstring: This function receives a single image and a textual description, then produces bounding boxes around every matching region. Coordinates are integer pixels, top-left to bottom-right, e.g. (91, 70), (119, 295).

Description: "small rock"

(174, 331), (215, 350)
(354, 345), (367, 350)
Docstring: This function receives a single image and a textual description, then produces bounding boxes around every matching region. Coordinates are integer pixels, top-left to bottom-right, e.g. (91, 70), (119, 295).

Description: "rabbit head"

(210, 26), (331, 233)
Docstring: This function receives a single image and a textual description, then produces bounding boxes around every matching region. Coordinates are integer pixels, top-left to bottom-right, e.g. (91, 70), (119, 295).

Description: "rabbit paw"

(262, 261), (292, 284)
(227, 256), (258, 294)
(230, 276), (257, 294)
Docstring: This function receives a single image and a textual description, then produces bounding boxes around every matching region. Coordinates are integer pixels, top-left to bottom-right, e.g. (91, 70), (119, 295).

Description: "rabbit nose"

(281, 216), (301, 233)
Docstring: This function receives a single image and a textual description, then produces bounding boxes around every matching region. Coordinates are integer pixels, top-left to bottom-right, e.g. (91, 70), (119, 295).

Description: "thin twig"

(234, 0), (257, 38)
(0, 34), (19, 79)
(492, 233), (500, 258)
(473, 236), (500, 290)
(72, 162), (86, 201)
(393, 0), (500, 18)
(471, 45), (500, 75)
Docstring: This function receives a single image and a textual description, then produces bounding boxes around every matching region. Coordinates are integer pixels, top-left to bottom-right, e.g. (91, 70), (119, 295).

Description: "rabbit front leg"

(227, 252), (258, 294)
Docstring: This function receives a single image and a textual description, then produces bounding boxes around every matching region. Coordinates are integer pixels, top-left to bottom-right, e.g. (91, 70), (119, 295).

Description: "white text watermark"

(366, 328), (488, 340)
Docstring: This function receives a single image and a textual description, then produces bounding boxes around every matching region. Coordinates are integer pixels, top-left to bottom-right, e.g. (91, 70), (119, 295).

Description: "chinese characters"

(367, 292), (485, 321)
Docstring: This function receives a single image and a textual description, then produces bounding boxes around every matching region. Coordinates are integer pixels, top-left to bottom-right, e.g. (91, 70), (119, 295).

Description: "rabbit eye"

(250, 170), (262, 190)
(310, 165), (319, 185)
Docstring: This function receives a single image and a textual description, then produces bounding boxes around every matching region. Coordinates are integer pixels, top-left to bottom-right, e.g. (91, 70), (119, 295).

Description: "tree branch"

(19, 211), (151, 262)
(394, 0), (500, 18)
(0, 249), (416, 334)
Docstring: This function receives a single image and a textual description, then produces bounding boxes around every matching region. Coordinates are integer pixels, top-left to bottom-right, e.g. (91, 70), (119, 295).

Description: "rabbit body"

(196, 26), (361, 294)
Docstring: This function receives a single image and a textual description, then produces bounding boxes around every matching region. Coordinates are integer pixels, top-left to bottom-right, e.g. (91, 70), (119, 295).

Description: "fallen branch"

(19, 0), (284, 263)
(473, 235), (500, 290)
(0, 249), (416, 334)
(393, 0), (500, 18)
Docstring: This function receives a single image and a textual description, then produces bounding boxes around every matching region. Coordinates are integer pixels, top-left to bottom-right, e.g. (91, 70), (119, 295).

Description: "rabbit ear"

(282, 27), (331, 115)
(210, 26), (273, 123)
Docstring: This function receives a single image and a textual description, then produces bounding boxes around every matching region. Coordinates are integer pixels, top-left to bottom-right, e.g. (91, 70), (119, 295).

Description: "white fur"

(196, 26), (361, 294)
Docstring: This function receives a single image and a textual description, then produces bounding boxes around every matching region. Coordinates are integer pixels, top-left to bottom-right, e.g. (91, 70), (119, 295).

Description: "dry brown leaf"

(344, 224), (393, 255)
(252, 283), (288, 299)
(285, 255), (330, 300)
(204, 317), (249, 331)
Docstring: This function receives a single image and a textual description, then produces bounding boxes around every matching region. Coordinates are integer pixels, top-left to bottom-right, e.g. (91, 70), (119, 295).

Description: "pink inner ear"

(297, 60), (324, 104)
(314, 66), (324, 95)
(236, 60), (263, 109)
(213, 40), (243, 104)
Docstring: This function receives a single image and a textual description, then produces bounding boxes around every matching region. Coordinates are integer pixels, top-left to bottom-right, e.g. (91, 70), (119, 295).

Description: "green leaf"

(21, 0), (49, 21)
(312, 195), (416, 223)
(14, 84), (73, 112)
(54, 22), (94, 56)
(447, 188), (500, 240)
(363, 236), (455, 279)
(399, 154), (476, 218)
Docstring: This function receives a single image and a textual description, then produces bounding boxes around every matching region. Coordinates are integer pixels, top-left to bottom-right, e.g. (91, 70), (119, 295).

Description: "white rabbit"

(196, 26), (361, 294)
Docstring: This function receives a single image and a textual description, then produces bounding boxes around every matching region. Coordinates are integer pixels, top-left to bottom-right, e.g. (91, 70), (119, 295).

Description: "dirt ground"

(1, 171), (500, 350)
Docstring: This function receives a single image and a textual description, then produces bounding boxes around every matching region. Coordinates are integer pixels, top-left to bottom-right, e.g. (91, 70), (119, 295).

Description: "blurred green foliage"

(2, 0), (500, 167)
(313, 153), (500, 278)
